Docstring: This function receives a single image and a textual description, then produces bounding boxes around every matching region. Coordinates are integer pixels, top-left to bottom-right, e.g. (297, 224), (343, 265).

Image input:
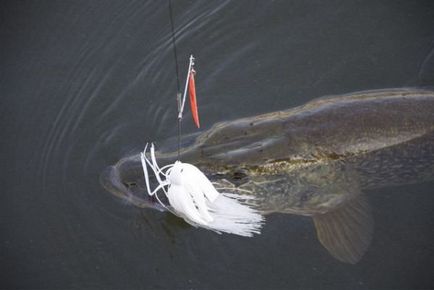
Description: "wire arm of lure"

(140, 144), (153, 196)
(178, 55), (195, 120)
(141, 144), (167, 195)
(140, 145), (177, 213)
(149, 143), (168, 182)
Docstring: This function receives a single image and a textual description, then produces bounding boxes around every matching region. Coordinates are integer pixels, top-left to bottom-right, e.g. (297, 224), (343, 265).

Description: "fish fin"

(312, 195), (374, 264)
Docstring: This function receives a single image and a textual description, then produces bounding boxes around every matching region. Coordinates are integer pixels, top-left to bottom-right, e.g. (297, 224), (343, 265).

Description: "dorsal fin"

(313, 195), (374, 264)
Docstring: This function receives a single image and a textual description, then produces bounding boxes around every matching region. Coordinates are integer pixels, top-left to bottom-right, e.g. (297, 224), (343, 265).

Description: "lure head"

(166, 161), (184, 186)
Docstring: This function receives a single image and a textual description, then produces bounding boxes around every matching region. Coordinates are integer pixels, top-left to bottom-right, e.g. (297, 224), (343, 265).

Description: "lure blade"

(188, 69), (200, 128)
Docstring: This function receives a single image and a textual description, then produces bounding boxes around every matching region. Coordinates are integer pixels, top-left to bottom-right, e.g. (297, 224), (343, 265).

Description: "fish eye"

(207, 168), (249, 186)
(232, 170), (247, 180)
(229, 169), (249, 186)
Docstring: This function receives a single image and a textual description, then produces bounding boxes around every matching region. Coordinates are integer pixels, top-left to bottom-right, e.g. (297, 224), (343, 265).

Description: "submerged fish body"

(101, 88), (434, 263)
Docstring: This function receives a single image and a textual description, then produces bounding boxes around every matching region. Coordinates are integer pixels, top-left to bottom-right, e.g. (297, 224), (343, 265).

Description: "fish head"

(100, 113), (353, 213)
(99, 115), (285, 211)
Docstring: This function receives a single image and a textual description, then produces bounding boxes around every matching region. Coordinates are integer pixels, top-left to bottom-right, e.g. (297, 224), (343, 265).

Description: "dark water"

(2, 1), (434, 289)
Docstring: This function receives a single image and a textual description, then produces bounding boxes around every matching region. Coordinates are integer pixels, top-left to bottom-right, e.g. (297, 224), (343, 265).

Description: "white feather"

(166, 162), (213, 224)
(140, 144), (264, 237)
(167, 184), (208, 225)
(179, 163), (219, 202)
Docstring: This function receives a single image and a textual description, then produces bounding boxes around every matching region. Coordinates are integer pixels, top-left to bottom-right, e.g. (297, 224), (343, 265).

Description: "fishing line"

(168, 0), (180, 92)
(168, 0), (182, 159)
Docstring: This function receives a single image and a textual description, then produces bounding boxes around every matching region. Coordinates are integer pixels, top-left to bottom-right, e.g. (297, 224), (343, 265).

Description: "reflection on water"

(2, 0), (434, 289)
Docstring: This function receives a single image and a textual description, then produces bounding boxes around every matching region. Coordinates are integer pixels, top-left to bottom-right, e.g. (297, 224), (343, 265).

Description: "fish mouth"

(100, 164), (167, 211)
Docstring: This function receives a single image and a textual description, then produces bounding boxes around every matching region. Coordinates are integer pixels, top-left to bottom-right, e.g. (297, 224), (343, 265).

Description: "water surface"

(1, 0), (434, 289)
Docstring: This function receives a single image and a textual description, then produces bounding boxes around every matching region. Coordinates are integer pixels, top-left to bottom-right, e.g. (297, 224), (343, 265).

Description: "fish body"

(101, 88), (434, 263)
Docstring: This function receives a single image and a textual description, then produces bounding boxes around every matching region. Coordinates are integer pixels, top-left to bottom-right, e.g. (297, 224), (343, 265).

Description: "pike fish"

(100, 88), (434, 263)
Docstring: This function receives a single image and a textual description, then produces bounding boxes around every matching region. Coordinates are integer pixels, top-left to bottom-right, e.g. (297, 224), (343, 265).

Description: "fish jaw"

(100, 162), (167, 211)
